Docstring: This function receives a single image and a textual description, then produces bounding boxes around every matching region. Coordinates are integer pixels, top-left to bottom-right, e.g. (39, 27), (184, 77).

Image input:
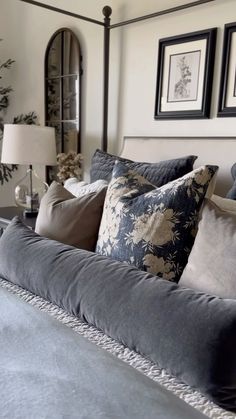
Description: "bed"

(3, 2), (236, 417)
(1, 136), (236, 419)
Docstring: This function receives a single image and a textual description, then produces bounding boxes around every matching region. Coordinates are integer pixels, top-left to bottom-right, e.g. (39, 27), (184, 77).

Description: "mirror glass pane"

(47, 33), (61, 77)
(63, 76), (79, 120)
(63, 122), (78, 153)
(63, 32), (80, 75)
(47, 122), (62, 153)
(46, 79), (61, 121)
(45, 29), (81, 183)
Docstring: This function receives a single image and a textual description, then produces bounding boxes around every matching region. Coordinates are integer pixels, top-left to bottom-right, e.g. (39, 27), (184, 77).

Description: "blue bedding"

(0, 286), (206, 419)
(1, 218), (236, 412)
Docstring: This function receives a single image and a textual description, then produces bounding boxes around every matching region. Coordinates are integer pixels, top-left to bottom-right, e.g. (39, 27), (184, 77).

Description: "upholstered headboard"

(120, 136), (236, 196)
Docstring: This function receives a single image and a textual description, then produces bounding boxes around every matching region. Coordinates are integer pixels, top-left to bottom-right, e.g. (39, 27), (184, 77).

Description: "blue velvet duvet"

(0, 286), (206, 419)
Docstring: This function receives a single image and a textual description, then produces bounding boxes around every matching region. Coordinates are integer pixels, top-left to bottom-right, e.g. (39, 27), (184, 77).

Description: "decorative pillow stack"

(96, 162), (218, 282)
(35, 181), (107, 251)
(90, 149), (197, 186)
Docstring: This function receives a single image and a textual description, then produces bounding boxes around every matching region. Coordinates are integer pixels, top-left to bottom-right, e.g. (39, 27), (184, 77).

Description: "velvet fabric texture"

(1, 218), (236, 412)
(0, 286), (207, 419)
(35, 181), (107, 251)
(90, 149), (197, 186)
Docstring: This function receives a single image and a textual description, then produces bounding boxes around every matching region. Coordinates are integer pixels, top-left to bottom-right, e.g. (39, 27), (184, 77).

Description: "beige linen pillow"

(211, 194), (236, 214)
(35, 181), (107, 251)
(179, 199), (236, 298)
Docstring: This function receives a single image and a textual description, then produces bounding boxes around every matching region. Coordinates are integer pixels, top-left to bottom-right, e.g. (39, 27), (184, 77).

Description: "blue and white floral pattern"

(96, 162), (218, 282)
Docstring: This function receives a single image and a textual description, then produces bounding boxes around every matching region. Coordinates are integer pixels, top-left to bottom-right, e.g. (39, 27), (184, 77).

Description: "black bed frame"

(18, 0), (217, 151)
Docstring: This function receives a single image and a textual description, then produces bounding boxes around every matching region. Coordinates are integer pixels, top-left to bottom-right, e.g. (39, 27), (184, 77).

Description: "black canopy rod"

(19, 0), (104, 26)
(102, 6), (112, 153)
(110, 0), (218, 29)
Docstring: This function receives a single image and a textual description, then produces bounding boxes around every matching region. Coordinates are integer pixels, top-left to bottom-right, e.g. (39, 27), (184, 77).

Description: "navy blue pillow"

(226, 163), (236, 199)
(90, 149), (197, 187)
(96, 162), (218, 282)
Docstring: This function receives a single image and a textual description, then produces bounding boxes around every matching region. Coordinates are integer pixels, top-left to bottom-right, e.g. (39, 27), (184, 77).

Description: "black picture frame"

(154, 28), (217, 120)
(218, 22), (236, 117)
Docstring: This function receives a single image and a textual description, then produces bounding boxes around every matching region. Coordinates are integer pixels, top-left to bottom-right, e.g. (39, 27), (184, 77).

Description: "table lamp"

(1, 124), (57, 217)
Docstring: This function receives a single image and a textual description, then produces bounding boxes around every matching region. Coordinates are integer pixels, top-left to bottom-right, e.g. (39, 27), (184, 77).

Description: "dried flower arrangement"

(57, 151), (83, 182)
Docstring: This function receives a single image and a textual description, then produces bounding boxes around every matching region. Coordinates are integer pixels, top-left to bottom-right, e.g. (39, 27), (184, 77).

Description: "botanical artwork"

(168, 50), (201, 102)
(0, 39), (38, 185)
(218, 25), (236, 115)
(155, 28), (216, 119)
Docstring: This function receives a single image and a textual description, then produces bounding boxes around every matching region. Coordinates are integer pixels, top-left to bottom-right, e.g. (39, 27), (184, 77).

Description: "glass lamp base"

(15, 167), (48, 213)
(23, 208), (38, 218)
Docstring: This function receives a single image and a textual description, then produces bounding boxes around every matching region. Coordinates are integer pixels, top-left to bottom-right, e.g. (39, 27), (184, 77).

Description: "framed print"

(218, 22), (236, 117)
(155, 28), (217, 120)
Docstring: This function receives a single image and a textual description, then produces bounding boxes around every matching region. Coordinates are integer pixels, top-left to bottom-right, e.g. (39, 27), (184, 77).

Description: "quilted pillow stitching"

(90, 149), (197, 187)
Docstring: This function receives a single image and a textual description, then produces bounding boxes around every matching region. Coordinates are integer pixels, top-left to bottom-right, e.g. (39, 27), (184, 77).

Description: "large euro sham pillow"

(90, 149), (197, 186)
(179, 199), (236, 298)
(35, 181), (107, 251)
(2, 218), (236, 412)
(64, 178), (108, 197)
(96, 162), (218, 282)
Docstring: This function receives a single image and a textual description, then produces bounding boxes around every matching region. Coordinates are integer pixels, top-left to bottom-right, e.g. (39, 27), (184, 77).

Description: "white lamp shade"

(1, 124), (57, 165)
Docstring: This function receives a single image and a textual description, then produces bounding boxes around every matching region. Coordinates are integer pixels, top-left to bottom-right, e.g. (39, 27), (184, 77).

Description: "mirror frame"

(44, 27), (82, 182)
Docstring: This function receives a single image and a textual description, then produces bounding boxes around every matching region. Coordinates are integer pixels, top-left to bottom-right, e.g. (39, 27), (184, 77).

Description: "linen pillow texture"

(96, 162), (218, 282)
(179, 199), (236, 298)
(35, 181), (107, 251)
(211, 194), (236, 214)
(90, 149), (197, 186)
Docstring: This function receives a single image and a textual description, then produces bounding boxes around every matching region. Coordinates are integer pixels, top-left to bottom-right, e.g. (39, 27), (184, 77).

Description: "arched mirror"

(45, 28), (82, 182)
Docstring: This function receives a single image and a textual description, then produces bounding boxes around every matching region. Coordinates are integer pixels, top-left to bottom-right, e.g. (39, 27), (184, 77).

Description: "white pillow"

(64, 178), (108, 198)
(179, 199), (236, 298)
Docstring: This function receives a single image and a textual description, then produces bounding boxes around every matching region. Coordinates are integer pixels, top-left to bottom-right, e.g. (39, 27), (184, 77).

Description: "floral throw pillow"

(96, 162), (218, 282)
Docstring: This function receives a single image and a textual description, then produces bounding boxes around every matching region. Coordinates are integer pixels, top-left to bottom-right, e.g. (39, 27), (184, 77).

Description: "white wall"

(0, 0), (236, 206)
(112, 0), (236, 152)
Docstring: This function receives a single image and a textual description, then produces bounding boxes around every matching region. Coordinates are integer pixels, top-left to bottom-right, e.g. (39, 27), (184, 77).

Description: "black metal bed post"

(102, 6), (112, 152)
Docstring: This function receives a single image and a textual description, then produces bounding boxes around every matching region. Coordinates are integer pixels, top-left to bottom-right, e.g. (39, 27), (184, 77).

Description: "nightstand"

(0, 207), (37, 237)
